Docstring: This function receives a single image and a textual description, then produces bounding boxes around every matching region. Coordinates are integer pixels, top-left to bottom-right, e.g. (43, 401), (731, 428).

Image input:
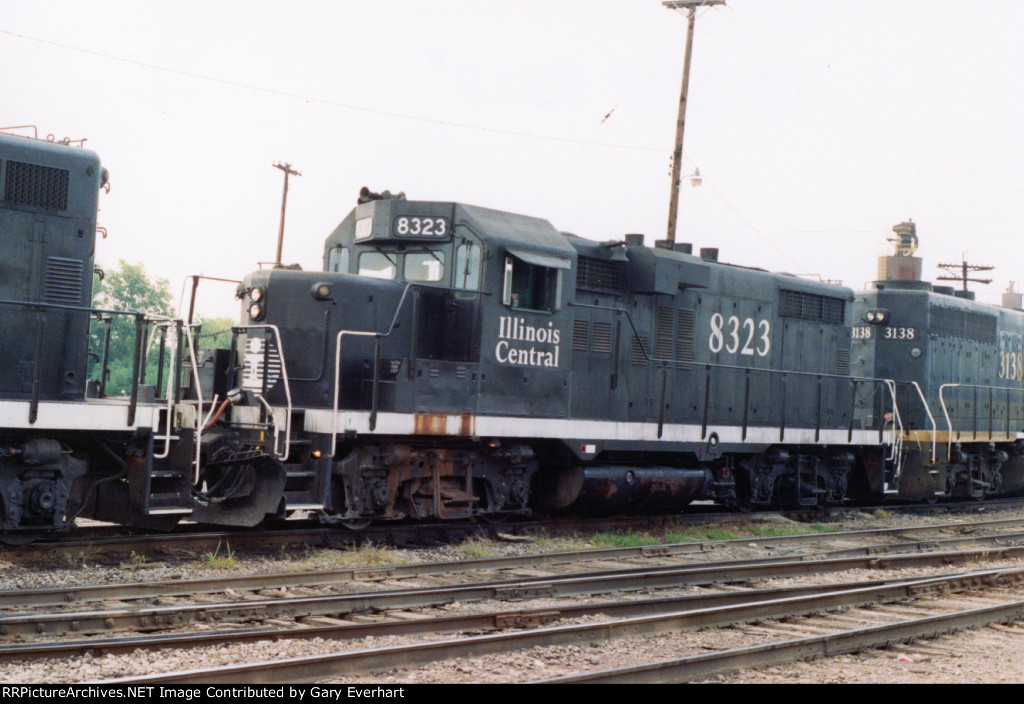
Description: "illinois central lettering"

(495, 316), (561, 368)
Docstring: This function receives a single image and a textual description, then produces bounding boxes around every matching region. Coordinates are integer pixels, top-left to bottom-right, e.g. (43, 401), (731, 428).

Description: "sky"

(2, 0), (1023, 318)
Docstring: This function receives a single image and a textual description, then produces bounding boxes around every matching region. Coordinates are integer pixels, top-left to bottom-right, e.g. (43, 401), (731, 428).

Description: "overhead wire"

(0, 28), (668, 155)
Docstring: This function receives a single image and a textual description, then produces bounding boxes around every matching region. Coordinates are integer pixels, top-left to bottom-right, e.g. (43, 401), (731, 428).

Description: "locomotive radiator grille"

(3, 160), (70, 211)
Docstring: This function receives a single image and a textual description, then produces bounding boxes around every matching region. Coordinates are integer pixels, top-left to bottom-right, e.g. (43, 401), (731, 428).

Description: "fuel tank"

(532, 465), (713, 514)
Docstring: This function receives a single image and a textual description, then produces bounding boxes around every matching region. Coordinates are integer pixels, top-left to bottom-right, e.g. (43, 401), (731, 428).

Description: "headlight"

(248, 302), (265, 320)
(866, 311), (877, 323)
(311, 282), (331, 300)
(250, 286), (264, 302)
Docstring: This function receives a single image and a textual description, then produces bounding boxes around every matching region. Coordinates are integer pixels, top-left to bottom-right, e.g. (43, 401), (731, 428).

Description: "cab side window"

(503, 255), (562, 312)
(328, 246), (349, 273)
(454, 243), (481, 290)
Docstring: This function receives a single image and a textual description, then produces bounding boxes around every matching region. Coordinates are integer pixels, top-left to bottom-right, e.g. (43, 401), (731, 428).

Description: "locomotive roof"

(323, 197), (576, 261)
(0, 132), (104, 221)
(323, 195), (851, 299)
(455, 202), (576, 260)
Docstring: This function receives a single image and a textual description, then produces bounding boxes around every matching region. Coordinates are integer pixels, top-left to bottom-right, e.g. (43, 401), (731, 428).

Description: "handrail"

(882, 378), (903, 491)
(0, 298), (177, 427)
(150, 321), (179, 460)
(909, 381), (938, 463)
(233, 324), (293, 459)
(324, 291), (906, 458)
(330, 283), (421, 455)
(181, 322), (205, 483)
(938, 382), (1024, 458)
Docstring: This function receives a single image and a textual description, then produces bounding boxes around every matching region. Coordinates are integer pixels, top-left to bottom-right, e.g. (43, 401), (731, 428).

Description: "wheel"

(340, 518), (373, 531)
(0, 531), (46, 546)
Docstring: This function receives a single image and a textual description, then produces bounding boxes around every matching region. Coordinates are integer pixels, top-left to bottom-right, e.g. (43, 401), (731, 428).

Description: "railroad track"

(7, 515), (1024, 681)
(11, 496), (1024, 558)
(95, 568), (1024, 684)
(6, 514), (1024, 613)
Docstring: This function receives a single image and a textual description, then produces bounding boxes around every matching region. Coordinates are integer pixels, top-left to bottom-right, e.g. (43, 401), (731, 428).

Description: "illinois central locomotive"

(3, 127), (1024, 541)
(0, 132), (281, 540)
(850, 221), (1024, 502)
(229, 190), (899, 524)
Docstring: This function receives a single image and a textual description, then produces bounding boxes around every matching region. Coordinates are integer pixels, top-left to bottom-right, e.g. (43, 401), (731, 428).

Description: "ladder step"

(151, 470), (186, 479)
(150, 492), (187, 502)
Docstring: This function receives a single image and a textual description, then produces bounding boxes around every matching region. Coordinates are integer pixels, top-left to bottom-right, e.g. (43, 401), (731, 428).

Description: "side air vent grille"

(576, 256), (623, 291)
(930, 306), (997, 343)
(592, 322), (612, 354)
(780, 289), (845, 325)
(572, 319), (589, 352)
(630, 335), (650, 366)
(44, 257), (84, 305)
(835, 348), (850, 375)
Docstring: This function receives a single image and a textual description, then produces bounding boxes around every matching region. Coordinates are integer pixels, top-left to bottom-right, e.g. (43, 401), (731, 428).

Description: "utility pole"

(272, 161), (301, 265)
(937, 253), (993, 293)
(664, 0), (724, 243)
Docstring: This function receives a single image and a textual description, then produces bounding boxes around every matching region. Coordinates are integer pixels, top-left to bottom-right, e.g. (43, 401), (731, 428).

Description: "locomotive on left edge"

(0, 132), (283, 540)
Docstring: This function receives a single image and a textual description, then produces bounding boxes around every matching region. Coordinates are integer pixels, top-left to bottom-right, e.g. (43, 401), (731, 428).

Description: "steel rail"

(11, 496), (1024, 557)
(543, 586), (1024, 683)
(8, 517), (1024, 611)
(0, 573), (959, 664)
(99, 567), (1024, 684)
(11, 543), (1024, 638)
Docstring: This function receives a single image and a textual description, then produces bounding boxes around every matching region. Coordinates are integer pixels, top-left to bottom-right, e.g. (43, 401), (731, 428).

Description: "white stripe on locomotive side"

(0, 399), (162, 431)
(301, 409), (888, 446)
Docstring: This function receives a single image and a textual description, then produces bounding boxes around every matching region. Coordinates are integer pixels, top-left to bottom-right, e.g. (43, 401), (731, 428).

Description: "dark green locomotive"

(232, 190), (898, 524)
(851, 221), (1024, 501)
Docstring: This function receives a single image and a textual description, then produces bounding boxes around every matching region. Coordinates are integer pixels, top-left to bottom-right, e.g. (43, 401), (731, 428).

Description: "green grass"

(196, 541), (237, 570)
(871, 509), (895, 519)
(663, 527), (742, 543)
(591, 531), (661, 548)
(664, 521), (841, 543)
(458, 537), (501, 559)
(122, 550), (149, 572)
(528, 535), (595, 553)
(294, 544), (408, 570)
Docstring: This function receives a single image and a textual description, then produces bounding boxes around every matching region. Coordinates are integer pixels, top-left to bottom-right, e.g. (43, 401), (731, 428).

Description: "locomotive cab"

(230, 193), (587, 524)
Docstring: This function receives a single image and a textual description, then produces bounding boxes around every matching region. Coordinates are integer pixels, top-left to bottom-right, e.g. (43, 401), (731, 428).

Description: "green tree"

(90, 260), (175, 395)
(193, 316), (235, 348)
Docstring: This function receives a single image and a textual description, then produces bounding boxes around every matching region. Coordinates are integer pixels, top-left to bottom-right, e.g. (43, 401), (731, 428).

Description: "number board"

(391, 215), (451, 239)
